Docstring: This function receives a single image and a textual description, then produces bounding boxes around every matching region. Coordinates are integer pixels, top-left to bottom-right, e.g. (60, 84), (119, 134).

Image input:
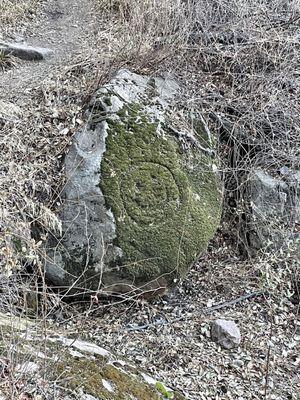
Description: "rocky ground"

(0, 1), (299, 399)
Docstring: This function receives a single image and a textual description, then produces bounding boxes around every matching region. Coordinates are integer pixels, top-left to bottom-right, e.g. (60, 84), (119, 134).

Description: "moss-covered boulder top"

(46, 69), (222, 296)
(0, 312), (186, 400)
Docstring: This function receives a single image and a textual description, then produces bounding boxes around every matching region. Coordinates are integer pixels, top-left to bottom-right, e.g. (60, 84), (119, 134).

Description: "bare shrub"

(95, 0), (195, 70)
(0, 51), (17, 71)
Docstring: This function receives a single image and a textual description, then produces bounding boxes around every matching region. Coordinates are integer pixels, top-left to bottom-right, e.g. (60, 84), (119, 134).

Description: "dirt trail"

(0, 0), (98, 103)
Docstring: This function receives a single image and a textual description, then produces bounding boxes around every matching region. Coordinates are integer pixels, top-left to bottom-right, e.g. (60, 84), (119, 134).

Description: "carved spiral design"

(120, 162), (182, 225)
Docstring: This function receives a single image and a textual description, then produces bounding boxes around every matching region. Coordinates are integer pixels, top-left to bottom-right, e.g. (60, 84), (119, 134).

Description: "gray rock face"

(247, 168), (299, 251)
(211, 319), (241, 349)
(46, 119), (122, 288)
(46, 69), (222, 296)
(0, 41), (54, 61)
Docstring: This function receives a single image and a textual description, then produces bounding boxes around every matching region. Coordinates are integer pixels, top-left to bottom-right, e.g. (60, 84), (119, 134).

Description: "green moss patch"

(56, 357), (161, 400)
(100, 104), (221, 285)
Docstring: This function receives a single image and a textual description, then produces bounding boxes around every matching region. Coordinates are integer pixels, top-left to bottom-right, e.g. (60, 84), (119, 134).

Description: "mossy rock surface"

(46, 69), (222, 295)
(101, 105), (221, 286)
(0, 312), (186, 400)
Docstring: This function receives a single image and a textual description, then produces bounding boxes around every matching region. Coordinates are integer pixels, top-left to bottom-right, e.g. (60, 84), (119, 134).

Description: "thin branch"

(203, 291), (264, 313)
(264, 319), (273, 399)
(125, 291), (263, 331)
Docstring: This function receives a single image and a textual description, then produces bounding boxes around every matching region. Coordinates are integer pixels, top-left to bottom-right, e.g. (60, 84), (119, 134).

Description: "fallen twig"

(202, 291), (264, 314)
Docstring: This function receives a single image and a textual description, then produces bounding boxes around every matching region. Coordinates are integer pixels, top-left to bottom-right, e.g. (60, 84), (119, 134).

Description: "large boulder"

(0, 312), (185, 399)
(46, 70), (222, 296)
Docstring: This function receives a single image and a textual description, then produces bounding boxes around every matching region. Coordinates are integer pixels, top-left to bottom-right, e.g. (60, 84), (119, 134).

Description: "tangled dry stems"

(0, 1), (299, 398)
(0, 0), (298, 308)
(0, 51), (17, 71)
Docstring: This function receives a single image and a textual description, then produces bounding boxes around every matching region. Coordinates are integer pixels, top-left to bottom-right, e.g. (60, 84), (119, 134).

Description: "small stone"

(211, 319), (241, 349)
(62, 338), (110, 357)
(279, 166), (290, 175)
(232, 359), (244, 368)
(82, 395), (99, 400)
(141, 372), (157, 385)
(102, 379), (114, 392)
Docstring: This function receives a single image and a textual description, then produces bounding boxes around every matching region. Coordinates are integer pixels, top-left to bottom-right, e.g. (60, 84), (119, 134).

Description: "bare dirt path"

(0, 0), (98, 103)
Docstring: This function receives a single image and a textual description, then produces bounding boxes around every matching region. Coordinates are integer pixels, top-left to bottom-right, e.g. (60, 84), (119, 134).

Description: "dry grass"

(0, 51), (17, 71)
(0, 68), (97, 282)
(0, 0), (40, 28)
(0, 0), (297, 309)
(0, 1), (299, 397)
(94, 0), (194, 70)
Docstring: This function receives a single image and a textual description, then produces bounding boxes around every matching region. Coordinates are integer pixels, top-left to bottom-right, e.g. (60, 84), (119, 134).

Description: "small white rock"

(102, 379), (114, 392)
(81, 395), (99, 400)
(65, 339), (109, 357)
(69, 348), (85, 358)
(211, 319), (241, 349)
(141, 372), (157, 385)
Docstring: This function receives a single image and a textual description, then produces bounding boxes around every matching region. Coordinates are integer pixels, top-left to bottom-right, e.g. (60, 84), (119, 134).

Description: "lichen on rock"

(46, 69), (222, 295)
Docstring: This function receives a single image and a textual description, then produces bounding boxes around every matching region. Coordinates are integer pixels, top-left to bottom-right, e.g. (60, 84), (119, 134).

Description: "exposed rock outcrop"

(46, 70), (222, 296)
(246, 168), (299, 252)
(0, 312), (185, 399)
